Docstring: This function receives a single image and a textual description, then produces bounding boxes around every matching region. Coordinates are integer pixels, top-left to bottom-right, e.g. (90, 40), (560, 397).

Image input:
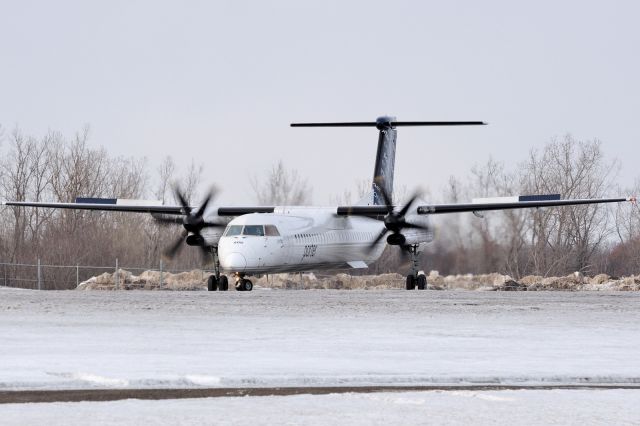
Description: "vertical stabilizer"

(290, 117), (486, 206)
(371, 116), (397, 205)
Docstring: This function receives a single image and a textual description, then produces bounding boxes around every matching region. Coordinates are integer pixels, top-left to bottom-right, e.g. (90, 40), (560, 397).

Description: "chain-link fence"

(0, 260), (213, 290)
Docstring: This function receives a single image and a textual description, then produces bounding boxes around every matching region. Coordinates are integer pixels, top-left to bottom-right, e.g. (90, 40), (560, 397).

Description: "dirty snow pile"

(77, 269), (640, 291)
(77, 269), (208, 291)
(426, 271), (640, 291)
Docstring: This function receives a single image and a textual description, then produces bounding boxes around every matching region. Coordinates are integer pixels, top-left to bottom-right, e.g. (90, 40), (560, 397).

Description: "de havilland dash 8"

(2, 117), (636, 291)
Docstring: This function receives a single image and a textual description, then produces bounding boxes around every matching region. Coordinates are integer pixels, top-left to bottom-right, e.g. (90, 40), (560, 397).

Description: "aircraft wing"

(1, 198), (275, 216)
(337, 195), (636, 217)
(416, 196), (635, 215)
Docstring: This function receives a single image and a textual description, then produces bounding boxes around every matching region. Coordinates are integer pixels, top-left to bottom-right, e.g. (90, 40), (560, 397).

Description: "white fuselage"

(216, 207), (433, 274)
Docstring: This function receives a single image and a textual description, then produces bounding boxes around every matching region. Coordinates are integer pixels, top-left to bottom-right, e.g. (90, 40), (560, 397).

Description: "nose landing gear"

(234, 273), (253, 292)
(404, 244), (427, 291)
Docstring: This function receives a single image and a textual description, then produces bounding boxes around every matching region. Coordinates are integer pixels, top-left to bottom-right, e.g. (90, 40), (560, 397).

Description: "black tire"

(406, 275), (416, 290)
(218, 275), (229, 291)
(243, 279), (253, 292)
(207, 275), (217, 291)
(417, 274), (427, 290)
(235, 281), (244, 291)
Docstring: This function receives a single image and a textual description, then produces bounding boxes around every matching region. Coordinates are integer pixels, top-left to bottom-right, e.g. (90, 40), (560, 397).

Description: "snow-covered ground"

(1, 289), (639, 389)
(2, 390), (639, 425)
(1, 288), (639, 424)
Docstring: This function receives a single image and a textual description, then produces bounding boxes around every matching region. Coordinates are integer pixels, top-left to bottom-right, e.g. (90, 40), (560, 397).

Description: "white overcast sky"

(1, 0), (639, 205)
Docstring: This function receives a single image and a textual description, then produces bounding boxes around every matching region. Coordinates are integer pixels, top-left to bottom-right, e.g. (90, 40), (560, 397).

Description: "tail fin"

(291, 117), (486, 206)
(371, 116), (397, 205)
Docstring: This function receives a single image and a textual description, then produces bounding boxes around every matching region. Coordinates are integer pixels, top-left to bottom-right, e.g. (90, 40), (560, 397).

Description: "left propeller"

(155, 187), (226, 260)
(367, 183), (429, 251)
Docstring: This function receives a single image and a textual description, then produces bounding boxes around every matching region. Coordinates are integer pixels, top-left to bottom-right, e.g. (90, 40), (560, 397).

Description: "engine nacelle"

(387, 233), (406, 245)
(186, 234), (205, 246)
(398, 211), (434, 245)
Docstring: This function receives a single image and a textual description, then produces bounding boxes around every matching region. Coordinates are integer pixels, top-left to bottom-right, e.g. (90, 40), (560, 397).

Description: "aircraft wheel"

(207, 275), (217, 291)
(417, 274), (427, 290)
(242, 279), (253, 292)
(218, 275), (229, 291)
(406, 275), (416, 290)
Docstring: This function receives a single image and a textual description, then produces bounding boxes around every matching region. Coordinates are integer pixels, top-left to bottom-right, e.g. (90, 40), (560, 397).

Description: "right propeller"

(155, 186), (226, 260)
(368, 185), (428, 251)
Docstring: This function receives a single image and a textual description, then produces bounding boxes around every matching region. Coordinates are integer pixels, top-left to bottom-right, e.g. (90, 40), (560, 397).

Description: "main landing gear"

(206, 246), (229, 291)
(207, 274), (229, 291)
(404, 244), (427, 291)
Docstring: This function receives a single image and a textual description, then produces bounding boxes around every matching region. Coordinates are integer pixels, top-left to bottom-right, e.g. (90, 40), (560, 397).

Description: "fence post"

(159, 259), (163, 289)
(37, 259), (42, 290)
(115, 258), (119, 290)
(76, 264), (79, 288)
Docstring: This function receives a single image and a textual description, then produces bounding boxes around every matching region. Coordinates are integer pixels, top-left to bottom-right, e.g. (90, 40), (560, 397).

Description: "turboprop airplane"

(3, 116), (636, 291)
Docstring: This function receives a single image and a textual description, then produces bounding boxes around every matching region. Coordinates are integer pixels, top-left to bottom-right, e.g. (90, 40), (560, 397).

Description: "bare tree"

(607, 179), (640, 275)
(180, 159), (204, 205)
(0, 128), (39, 261)
(25, 131), (58, 258)
(155, 156), (176, 204)
(330, 178), (370, 205)
(251, 160), (312, 205)
(520, 135), (618, 275)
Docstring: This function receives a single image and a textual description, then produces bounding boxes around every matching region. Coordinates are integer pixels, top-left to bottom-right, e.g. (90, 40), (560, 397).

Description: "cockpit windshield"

(224, 224), (281, 237)
(242, 225), (264, 236)
(224, 225), (243, 236)
(265, 225), (280, 236)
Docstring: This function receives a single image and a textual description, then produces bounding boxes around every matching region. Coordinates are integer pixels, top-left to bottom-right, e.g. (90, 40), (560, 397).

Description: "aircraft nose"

(222, 252), (247, 271)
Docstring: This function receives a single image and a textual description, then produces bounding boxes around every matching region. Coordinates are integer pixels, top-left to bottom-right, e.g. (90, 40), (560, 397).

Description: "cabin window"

(265, 225), (280, 236)
(242, 225), (265, 236)
(224, 225), (243, 236)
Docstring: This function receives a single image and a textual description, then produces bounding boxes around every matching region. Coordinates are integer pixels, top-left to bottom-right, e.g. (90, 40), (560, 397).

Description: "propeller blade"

(401, 221), (429, 230)
(398, 191), (421, 217)
(163, 230), (188, 259)
(366, 227), (388, 253)
(195, 189), (216, 218)
(173, 186), (191, 215)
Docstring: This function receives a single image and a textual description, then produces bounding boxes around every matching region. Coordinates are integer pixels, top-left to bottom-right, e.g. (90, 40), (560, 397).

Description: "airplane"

(2, 116), (636, 292)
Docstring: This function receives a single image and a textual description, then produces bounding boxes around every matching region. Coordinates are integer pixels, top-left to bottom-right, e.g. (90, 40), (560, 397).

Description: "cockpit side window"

(242, 225), (265, 236)
(224, 225), (243, 236)
(265, 225), (280, 236)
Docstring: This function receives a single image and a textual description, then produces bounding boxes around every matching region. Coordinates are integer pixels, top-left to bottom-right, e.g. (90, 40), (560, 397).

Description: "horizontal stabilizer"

(291, 121), (486, 128)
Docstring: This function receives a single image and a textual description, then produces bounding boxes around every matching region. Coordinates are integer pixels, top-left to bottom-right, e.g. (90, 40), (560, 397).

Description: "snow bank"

(76, 269), (640, 291)
(2, 390), (640, 426)
(77, 269), (207, 291)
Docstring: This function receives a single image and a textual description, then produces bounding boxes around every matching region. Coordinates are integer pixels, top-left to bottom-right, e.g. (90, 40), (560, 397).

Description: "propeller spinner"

(368, 184), (428, 252)
(156, 187), (225, 260)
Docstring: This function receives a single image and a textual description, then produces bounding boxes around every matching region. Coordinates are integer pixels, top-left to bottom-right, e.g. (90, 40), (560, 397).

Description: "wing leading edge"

(1, 200), (275, 216)
(336, 196), (636, 217)
(3, 196), (635, 217)
(417, 196), (635, 214)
